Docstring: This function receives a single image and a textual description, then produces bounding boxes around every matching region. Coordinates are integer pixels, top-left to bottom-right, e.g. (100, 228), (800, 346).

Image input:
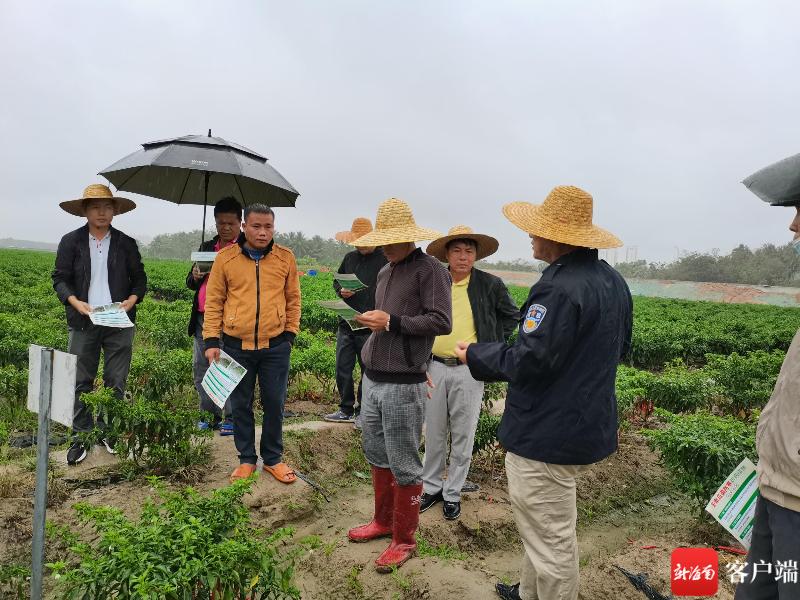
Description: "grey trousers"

(193, 314), (230, 420)
(69, 324), (135, 434)
(422, 360), (484, 501)
(361, 375), (426, 486)
(735, 495), (800, 600)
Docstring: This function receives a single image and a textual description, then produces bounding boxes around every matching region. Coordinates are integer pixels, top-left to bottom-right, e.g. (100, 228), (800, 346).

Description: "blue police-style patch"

(522, 304), (547, 333)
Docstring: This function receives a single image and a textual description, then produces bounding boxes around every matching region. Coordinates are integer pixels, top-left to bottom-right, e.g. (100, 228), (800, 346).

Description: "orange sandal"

(263, 462), (297, 484)
(229, 463), (257, 483)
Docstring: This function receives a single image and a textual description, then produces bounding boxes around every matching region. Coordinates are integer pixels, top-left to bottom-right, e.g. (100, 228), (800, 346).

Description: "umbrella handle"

(200, 171), (210, 248)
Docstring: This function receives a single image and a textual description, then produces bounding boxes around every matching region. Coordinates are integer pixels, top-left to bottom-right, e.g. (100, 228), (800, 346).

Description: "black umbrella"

(742, 152), (800, 207)
(99, 130), (300, 244)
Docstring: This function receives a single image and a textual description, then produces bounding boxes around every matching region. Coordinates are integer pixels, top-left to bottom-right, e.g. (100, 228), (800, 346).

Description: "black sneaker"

(101, 437), (117, 455)
(419, 491), (443, 513)
(443, 500), (461, 520)
(495, 582), (521, 600)
(324, 410), (354, 423)
(66, 441), (87, 465)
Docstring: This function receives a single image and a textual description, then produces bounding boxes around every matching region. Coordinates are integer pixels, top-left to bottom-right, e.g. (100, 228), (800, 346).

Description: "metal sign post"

(27, 344), (74, 600)
(30, 347), (53, 600)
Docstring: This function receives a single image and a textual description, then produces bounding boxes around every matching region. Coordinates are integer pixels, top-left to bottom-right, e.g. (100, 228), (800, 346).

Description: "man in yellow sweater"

(420, 226), (518, 519)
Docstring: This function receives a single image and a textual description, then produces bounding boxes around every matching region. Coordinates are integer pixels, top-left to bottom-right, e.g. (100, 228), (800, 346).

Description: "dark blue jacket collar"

(236, 233), (274, 260)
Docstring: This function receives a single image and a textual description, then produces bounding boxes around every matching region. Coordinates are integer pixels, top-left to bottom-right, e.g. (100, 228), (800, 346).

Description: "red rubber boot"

(375, 482), (422, 572)
(348, 466), (395, 542)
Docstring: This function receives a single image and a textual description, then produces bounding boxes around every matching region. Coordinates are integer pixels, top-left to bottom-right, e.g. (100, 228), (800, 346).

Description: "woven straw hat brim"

(502, 202), (622, 249)
(59, 197), (136, 217)
(350, 225), (443, 247)
(335, 230), (357, 243)
(426, 232), (499, 262)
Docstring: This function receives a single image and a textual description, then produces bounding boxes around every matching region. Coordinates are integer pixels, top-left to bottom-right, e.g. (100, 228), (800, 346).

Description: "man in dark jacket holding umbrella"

(52, 184), (147, 466)
(455, 186), (632, 600)
(186, 197), (242, 434)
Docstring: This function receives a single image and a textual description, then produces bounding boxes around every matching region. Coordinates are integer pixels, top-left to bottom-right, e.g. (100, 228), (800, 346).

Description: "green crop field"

(0, 247), (797, 599)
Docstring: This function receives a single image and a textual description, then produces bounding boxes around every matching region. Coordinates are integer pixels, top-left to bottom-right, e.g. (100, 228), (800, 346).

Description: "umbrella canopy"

(99, 131), (299, 245)
(742, 152), (800, 207)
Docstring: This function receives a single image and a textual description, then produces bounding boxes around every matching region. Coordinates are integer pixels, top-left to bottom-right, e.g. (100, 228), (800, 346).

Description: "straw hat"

(350, 198), (442, 247)
(426, 225), (499, 262)
(502, 186), (622, 249)
(335, 217), (373, 243)
(60, 184), (136, 217)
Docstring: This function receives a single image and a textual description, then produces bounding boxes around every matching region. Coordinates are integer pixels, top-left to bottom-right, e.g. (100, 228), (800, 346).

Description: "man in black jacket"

(325, 218), (387, 424)
(455, 187), (632, 600)
(52, 184), (147, 466)
(420, 226), (518, 520)
(186, 197), (242, 434)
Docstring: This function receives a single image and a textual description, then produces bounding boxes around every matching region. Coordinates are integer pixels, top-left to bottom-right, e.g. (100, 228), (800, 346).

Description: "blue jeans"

(225, 341), (291, 467)
(735, 495), (800, 600)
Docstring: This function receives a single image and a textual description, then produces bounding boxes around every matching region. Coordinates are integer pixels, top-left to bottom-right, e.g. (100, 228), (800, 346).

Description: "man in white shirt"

(52, 184), (147, 465)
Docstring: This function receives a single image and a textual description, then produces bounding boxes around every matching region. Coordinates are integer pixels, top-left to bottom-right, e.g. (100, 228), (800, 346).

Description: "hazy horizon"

(2, 1), (799, 263)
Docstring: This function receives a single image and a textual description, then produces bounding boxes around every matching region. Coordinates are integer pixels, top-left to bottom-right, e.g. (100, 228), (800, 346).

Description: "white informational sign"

(191, 251), (218, 276)
(201, 350), (247, 410)
(27, 345), (77, 428)
(705, 458), (759, 550)
(191, 251), (218, 263)
(89, 303), (134, 328)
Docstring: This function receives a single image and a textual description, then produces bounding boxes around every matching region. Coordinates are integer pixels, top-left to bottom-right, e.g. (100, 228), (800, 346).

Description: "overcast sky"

(2, 0), (799, 262)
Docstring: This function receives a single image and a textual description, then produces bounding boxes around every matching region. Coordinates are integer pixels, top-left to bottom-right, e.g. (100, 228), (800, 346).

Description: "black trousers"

(735, 495), (800, 600)
(335, 324), (369, 416)
(69, 324), (135, 434)
(226, 341), (291, 467)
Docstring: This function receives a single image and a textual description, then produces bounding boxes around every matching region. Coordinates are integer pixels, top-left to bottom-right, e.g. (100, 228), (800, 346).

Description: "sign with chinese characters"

(201, 350), (247, 410)
(705, 458), (758, 549)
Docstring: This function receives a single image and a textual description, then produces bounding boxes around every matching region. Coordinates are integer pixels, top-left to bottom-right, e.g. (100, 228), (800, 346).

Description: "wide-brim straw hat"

(350, 198), (442, 247)
(502, 186), (622, 249)
(426, 225), (499, 262)
(335, 217), (373, 243)
(60, 184), (136, 217)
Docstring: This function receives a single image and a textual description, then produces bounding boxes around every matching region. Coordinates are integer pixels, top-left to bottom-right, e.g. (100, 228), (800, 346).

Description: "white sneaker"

(101, 438), (117, 455)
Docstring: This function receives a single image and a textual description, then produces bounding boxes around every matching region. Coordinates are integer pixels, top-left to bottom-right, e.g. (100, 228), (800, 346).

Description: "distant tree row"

(144, 230), (551, 272)
(142, 229), (350, 268)
(614, 243), (800, 287)
(475, 258), (546, 272)
(142, 232), (799, 287)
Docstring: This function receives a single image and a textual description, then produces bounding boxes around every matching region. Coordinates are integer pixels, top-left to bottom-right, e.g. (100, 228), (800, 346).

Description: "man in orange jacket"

(203, 204), (301, 484)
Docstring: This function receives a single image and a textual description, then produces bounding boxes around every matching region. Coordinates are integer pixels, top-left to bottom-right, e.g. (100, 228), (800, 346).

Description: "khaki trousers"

(505, 451), (588, 600)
